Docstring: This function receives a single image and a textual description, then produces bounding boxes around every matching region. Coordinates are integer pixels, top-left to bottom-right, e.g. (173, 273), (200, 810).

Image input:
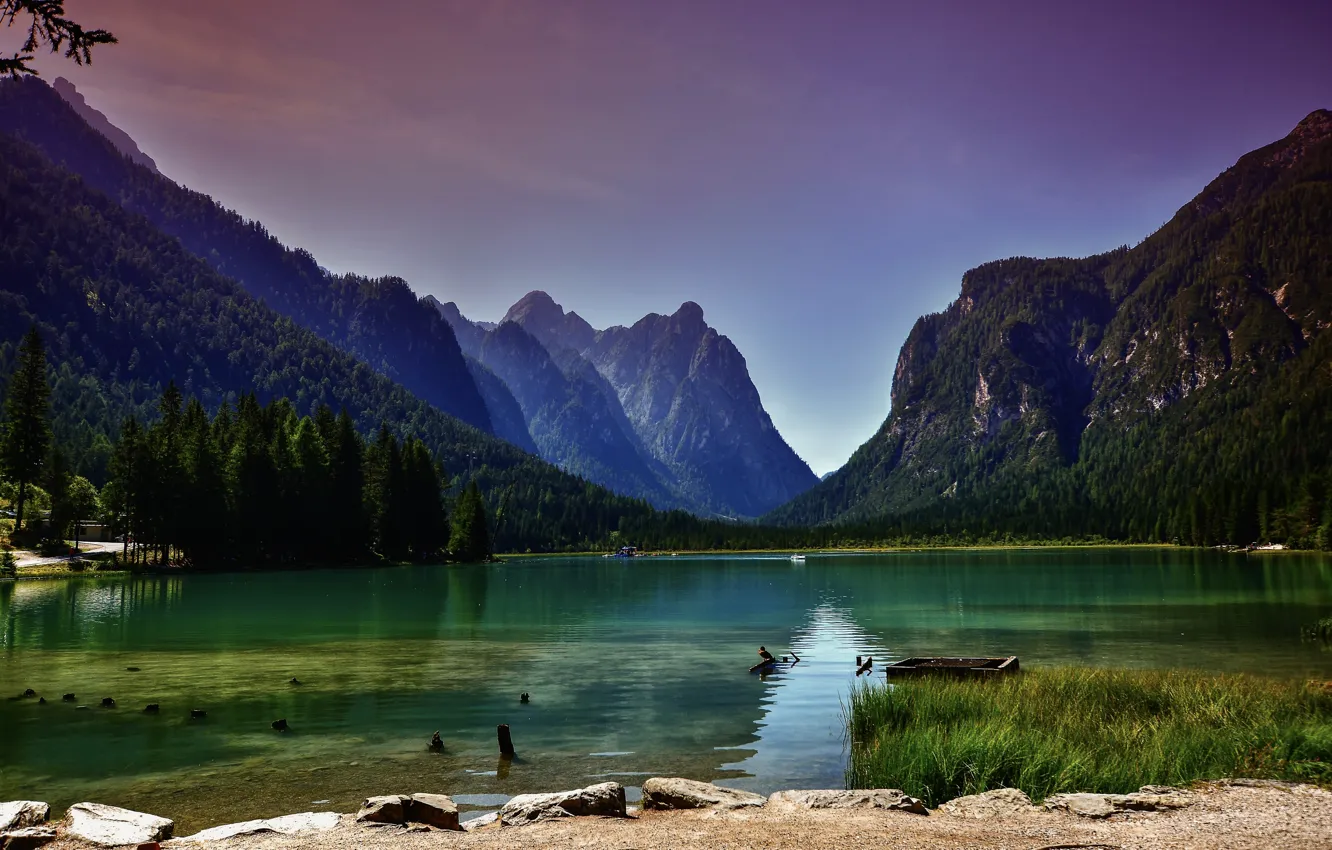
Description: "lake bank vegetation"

(0, 329), (492, 567)
(848, 668), (1332, 807)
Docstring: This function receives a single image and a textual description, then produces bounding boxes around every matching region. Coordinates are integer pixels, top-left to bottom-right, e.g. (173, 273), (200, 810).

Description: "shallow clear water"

(2, 548), (1331, 832)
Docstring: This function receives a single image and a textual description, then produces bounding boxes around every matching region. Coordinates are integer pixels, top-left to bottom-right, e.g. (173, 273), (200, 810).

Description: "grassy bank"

(848, 668), (1332, 806)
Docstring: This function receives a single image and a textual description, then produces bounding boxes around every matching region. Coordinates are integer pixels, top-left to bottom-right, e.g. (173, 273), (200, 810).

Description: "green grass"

(847, 667), (1332, 806)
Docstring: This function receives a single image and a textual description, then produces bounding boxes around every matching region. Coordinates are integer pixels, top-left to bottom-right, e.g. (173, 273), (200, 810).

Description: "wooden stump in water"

(497, 723), (516, 756)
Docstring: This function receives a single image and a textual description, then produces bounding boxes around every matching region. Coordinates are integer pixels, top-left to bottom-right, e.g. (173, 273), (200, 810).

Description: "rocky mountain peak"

(674, 301), (705, 323)
(503, 290), (596, 353)
(1292, 109), (1332, 141)
(503, 290), (561, 324)
(50, 77), (159, 174)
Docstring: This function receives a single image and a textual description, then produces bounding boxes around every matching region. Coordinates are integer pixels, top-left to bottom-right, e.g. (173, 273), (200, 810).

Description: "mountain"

(51, 77), (159, 174)
(769, 110), (1332, 548)
(0, 124), (670, 553)
(435, 300), (680, 508)
(580, 300), (818, 517)
(0, 77), (493, 436)
(440, 291), (818, 517)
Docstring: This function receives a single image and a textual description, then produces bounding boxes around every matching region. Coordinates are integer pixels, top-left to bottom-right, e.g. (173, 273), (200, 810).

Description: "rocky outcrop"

(178, 812), (339, 842)
(0, 803), (47, 832)
(768, 789), (927, 814)
(63, 802), (173, 846)
(1043, 787), (1194, 818)
(499, 782), (627, 825)
(768, 109), (1332, 538)
(355, 794), (462, 830)
(640, 778), (766, 811)
(50, 78), (159, 174)
(937, 788), (1036, 818)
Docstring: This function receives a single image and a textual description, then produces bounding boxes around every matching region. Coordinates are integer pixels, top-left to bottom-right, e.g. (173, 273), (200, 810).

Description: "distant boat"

(790, 553), (806, 562)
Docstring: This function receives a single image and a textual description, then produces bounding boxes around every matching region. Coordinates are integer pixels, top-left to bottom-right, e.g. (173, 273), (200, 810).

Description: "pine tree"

(449, 481), (491, 563)
(1, 327), (52, 536)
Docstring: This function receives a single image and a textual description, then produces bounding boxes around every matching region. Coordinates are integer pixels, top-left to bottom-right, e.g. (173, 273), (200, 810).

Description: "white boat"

(790, 553), (806, 562)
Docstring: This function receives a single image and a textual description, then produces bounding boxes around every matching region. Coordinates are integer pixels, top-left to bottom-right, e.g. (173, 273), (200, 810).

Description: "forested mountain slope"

(769, 110), (1332, 548)
(0, 130), (668, 552)
(0, 77), (492, 434)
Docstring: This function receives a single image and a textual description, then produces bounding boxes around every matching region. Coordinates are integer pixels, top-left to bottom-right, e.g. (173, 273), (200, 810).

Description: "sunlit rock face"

(438, 292), (817, 517)
(768, 110), (1332, 534)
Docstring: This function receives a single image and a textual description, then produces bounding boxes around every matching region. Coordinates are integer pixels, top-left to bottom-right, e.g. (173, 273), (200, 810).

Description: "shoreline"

(13, 778), (1332, 849)
(3, 541), (1323, 583)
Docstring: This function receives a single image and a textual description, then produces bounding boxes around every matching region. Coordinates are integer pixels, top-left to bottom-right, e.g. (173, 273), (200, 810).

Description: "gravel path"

(70, 781), (1324, 850)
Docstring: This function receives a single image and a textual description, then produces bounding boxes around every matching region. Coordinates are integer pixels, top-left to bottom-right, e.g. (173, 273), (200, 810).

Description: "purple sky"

(12, 1), (1332, 473)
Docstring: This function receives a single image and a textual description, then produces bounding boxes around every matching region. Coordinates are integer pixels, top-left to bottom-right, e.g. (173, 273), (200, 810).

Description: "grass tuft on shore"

(847, 667), (1332, 806)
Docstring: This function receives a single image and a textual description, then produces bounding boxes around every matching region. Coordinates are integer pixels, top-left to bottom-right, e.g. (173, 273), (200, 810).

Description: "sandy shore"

(39, 781), (1327, 850)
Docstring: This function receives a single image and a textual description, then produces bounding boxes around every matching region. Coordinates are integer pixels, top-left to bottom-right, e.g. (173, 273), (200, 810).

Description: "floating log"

(497, 723), (516, 757)
(883, 656), (1020, 680)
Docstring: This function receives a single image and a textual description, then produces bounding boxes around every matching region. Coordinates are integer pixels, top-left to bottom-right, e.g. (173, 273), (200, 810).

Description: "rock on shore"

(63, 802), (173, 846)
(1043, 786), (1194, 818)
(355, 795), (461, 830)
(640, 778), (766, 811)
(768, 789), (927, 814)
(499, 782), (627, 824)
(936, 788), (1035, 818)
(0, 803), (48, 832)
(178, 812), (340, 842)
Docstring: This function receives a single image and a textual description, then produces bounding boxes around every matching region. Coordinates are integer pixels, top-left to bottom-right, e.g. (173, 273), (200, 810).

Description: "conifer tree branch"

(1, 0), (116, 77)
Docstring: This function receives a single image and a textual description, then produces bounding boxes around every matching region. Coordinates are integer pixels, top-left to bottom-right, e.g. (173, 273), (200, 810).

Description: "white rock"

(65, 802), (174, 846)
(1044, 788), (1194, 818)
(500, 782), (626, 824)
(178, 812), (339, 841)
(641, 778), (766, 811)
(938, 788), (1035, 819)
(0, 803), (48, 832)
(768, 789), (927, 814)
(461, 812), (497, 832)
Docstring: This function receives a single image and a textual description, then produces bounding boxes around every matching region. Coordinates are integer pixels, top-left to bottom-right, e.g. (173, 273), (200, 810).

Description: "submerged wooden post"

(497, 723), (516, 757)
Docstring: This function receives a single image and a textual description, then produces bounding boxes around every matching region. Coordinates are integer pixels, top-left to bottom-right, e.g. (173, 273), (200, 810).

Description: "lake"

(3, 548), (1331, 832)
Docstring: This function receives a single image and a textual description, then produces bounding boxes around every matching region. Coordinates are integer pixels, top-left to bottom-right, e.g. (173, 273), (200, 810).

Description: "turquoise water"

(2, 548), (1330, 831)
